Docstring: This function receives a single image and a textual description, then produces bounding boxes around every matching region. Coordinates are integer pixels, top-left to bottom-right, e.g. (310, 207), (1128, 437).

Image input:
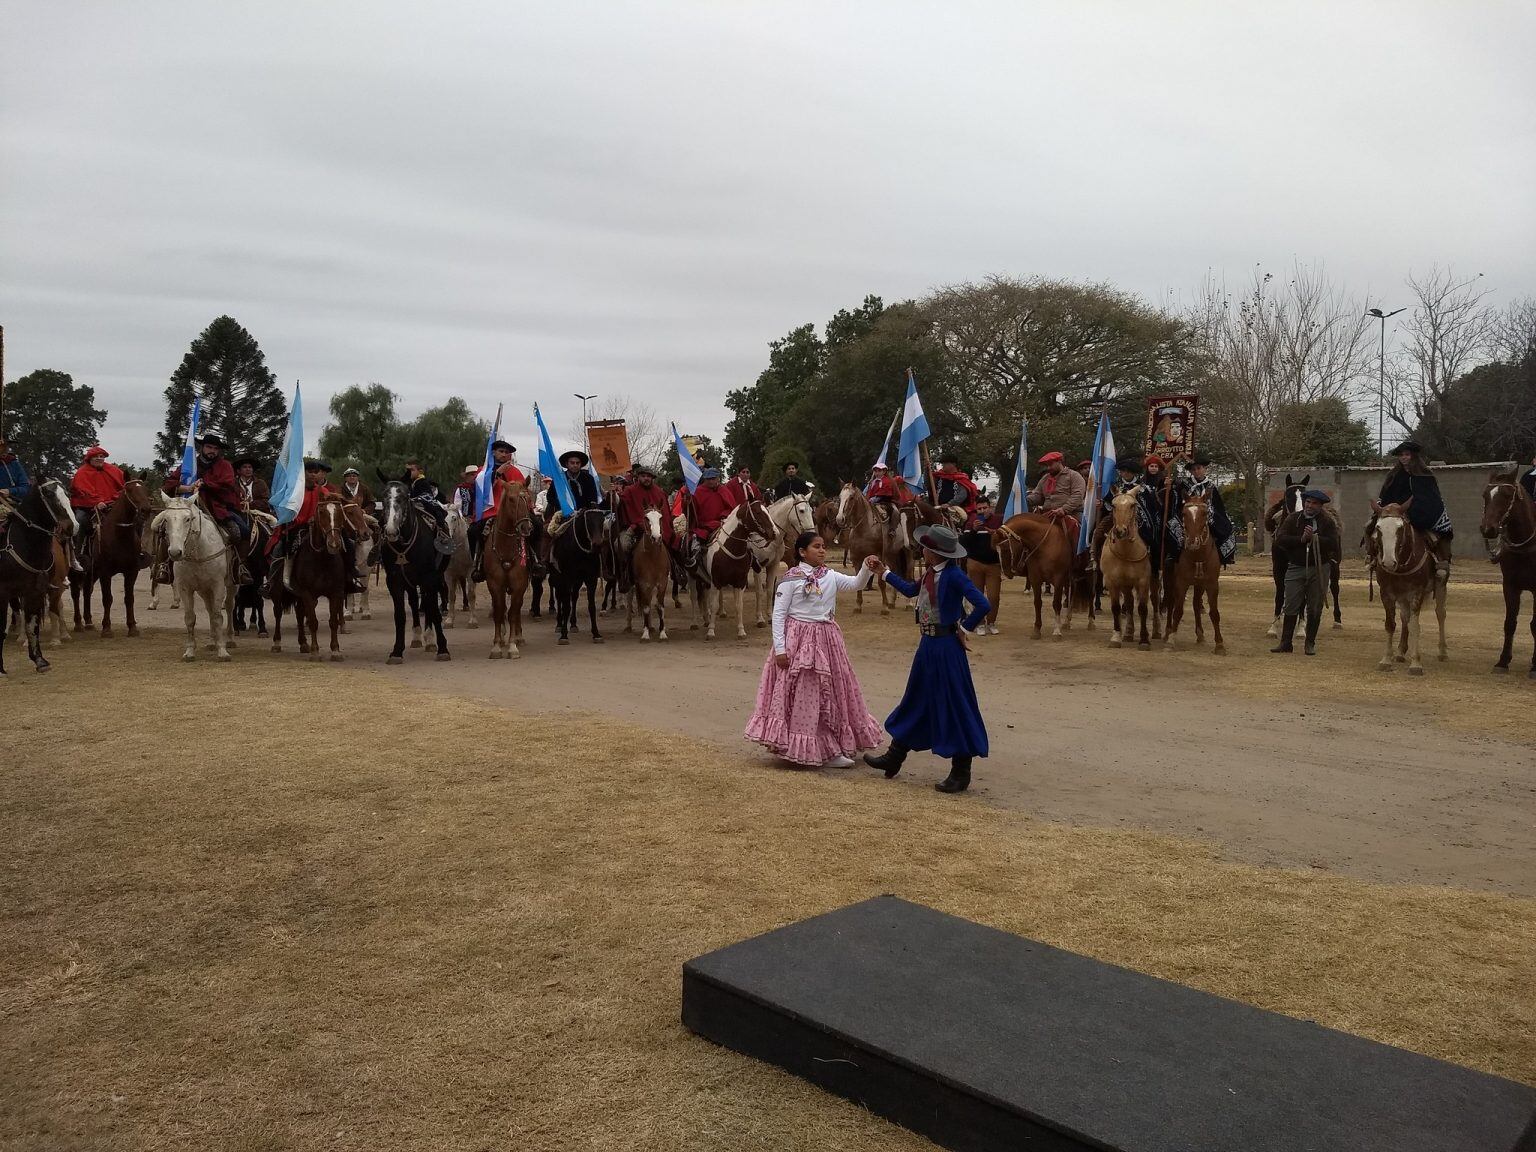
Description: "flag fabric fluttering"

(1003, 417), (1030, 520)
(873, 408), (899, 470)
(534, 404), (576, 517)
(671, 423), (702, 494)
(473, 403), (503, 520)
(896, 370), (931, 494)
(270, 383), (306, 525)
(1077, 409), (1117, 553)
(178, 395), (202, 488)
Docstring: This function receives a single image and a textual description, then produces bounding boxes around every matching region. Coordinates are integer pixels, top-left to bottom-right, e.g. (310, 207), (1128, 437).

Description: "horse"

(1480, 472), (1536, 678)
(69, 479), (151, 638)
(12, 534), (74, 648)
(151, 497), (234, 662)
(144, 498), (180, 613)
(837, 484), (908, 614)
(442, 506), (477, 630)
(1100, 490), (1153, 649)
(0, 480), (75, 675)
(625, 506), (672, 642)
(694, 498), (777, 640)
(550, 507), (607, 645)
(233, 516), (274, 639)
(1265, 474), (1341, 636)
(1164, 492), (1225, 654)
(1366, 498), (1447, 675)
(483, 481), (533, 659)
(754, 492), (818, 621)
(993, 512), (1081, 639)
(271, 497), (350, 661)
(813, 497), (844, 566)
(378, 481), (451, 664)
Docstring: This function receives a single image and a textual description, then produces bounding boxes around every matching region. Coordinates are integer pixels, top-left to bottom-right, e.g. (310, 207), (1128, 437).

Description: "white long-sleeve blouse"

(771, 565), (876, 654)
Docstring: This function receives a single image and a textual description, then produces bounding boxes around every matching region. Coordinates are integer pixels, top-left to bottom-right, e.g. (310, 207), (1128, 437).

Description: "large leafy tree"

(2, 368), (107, 478)
(319, 384), (400, 467)
(156, 316), (287, 468)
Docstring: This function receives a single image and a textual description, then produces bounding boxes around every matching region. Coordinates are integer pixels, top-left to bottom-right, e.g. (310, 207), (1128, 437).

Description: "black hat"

(233, 456), (259, 470)
(1390, 440), (1423, 455)
(938, 453), (961, 466)
(781, 460), (799, 471)
(304, 458), (331, 472)
(1117, 456), (1143, 474)
(200, 432), (225, 449)
(1191, 452), (1212, 467)
(560, 449), (589, 469)
(492, 440), (516, 453)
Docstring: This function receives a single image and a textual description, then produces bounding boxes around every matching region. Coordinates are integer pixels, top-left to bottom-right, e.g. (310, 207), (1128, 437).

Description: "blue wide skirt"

(885, 633), (988, 759)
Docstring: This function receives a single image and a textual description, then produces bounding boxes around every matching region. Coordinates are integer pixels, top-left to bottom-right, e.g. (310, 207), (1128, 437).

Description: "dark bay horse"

(271, 497), (349, 661)
(552, 507), (607, 645)
(1481, 471), (1536, 678)
(484, 481), (533, 659)
(70, 479), (151, 638)
(1, 480), (75, 675)
(379, 481), (450, 664)
(1265, 474), (1341, 635)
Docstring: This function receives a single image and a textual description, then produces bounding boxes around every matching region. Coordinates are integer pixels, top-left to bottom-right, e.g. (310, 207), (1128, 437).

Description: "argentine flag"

(896, 370), (931, 494)
(270, 383), (305, 526)
(671, 423), (702, 494)
(1003, 418), (1030, 520)
(178, 395), (202, 488)
(473, 403), (503, 520)
(1077, 409), (1117, 553)
(534, 404), (576, 517)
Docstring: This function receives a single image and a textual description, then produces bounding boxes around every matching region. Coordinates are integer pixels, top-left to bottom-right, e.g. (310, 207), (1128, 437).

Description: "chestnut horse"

(836, 483), (907, 614)
(626, 506), (672, 642)
(1165, 492), (1225, 654)
(483, 480), (533, 659)
(1366, 498), (1446, 675)
(697, 498), (775, 640)
(1480, 471), (1536, 678)
(993, 512), (1080, 638)
(70, 478), (151, 637)
(1100, 490), (1152, 649)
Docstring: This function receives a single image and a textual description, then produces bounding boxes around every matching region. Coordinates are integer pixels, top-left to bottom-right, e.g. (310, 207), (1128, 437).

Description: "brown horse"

(1165, 492), (1225, 654)
(1100, 491), (1152, 649)
(993, 513), (1080, 638)
(625, 506), (672, 641)
(813, 497), (843, 565)
(271, 497), (349, 661)
(697, 498), (775, 640)
(836, 483), (908, 614)
(1366, 498), (1447, 675)
(1481, 472), (1536, 678)
(484, 481), (533, 659)
(70, 479), (151, 637)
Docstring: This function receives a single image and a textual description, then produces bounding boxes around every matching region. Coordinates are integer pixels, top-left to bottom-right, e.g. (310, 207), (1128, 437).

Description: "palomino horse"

(483, 481), (533, 659)
(1100, 490), (1152, 649)
(1480, 471), (1536, 678)
(442, 506), (477, 630)
(993, 513), (1081, 639)
(272, 497), (350, 661)
(378, 482), (451, 664)
(0, 480), (74, 675)
(1164, 492), (1225, 654)
(1366, 498), (1447, 675)
(1265, 474), (1342, 636)
(551, 507), (607, 645)
(151, 497), (234, 662)
(836, 483), (908, 614)
(70, 479), (151, 637)
(697, 498), (776, 640)
(625, 506), (671, 642)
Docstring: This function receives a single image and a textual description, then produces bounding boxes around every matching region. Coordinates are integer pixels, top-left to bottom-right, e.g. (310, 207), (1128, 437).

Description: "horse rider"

(235, 457), (271, 514)
(452, 465), (478, 519)
(1377, 440), (1454, 582)
(773, 460), (811, 500)
(725, 464), (761, 506)
(1026, 450), (1087, 538)
(339, 466), (374, 512)
(1089, 456), (1144, 569)
(163, 433), (251, 578)
(934, 454), (980, 517)
(1271, 488), (1341, 656)
(269, 459), (362, 593)
(866, 462), (908, 509)
(400, 458), (454, 554)
(69, 445), (127, 571)
(1136, 453), (1184, 575)
(1522, 449), (1536, 503)
(616, 464), (675, 563)
(687, 467), (738, 557)
(1075, 459), (1093, 483)
(960, 493), (1004, 635)
(466, 440), (529, 570)
(0, 434), (29, 527)
(1178, 452), (1237, 566)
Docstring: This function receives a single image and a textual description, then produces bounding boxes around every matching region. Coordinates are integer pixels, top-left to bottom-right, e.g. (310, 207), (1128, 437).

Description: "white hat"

(463, 464), (479, 475)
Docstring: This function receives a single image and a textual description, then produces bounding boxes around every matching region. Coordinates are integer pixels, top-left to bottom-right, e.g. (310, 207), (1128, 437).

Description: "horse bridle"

(1486, 484), (1536, 552)
(713, 500), (773, 562)
(1371, 513), (1431, 577)
(994, 523), (1039, 578)
(1, 503), (61, 574)
(490, 496), (534, 565)
(159, 502), (229, 566)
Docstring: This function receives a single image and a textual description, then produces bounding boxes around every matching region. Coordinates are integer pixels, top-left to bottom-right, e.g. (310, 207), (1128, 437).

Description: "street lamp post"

(1366, 307), (1405, 456)
(573, 393), (597, 459)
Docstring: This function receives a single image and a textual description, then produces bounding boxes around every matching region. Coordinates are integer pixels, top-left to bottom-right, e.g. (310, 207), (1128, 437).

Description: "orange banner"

(586, 421), (632, 476)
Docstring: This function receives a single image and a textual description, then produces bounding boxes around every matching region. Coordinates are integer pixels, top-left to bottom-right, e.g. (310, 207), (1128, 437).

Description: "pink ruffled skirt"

(745, 619), (884, 766)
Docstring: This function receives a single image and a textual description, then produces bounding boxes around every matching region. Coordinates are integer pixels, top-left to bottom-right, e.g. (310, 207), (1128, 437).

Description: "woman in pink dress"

(745, 532), (884, 768)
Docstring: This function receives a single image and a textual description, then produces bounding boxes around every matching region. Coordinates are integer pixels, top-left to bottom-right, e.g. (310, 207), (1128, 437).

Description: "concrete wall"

(1263, 462), (1515, 557)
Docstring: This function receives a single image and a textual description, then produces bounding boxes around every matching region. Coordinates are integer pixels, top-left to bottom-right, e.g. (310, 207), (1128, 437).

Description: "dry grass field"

(4, 599), (1534, 1150)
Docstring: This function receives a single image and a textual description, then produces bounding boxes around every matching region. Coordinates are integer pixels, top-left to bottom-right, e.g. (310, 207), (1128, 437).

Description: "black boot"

(1270, 615), (1297, 653)
(863, 743), (908, 779)
(936, 756), (972, 794)
(1304, 611), (1320, 656)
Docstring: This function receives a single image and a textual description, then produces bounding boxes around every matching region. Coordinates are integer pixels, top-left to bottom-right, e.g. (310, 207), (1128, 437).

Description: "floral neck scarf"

(791, 563), (829, 597)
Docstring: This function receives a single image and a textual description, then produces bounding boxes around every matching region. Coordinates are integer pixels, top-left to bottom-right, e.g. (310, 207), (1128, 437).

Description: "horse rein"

(1487, 484), (1536, 552)
(1371, 515), (1431, 577)
(159, 504), (229, 566)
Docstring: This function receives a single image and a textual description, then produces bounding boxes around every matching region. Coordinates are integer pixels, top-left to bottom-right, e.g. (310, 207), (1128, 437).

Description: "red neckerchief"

(1042, 472), (1060, 496)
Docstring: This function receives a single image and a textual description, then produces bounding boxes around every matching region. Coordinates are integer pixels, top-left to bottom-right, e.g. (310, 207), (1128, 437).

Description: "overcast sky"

(4, 0), (1533, 466)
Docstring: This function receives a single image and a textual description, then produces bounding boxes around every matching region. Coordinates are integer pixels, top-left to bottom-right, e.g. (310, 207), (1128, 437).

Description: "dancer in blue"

(864, 524), (990, 794)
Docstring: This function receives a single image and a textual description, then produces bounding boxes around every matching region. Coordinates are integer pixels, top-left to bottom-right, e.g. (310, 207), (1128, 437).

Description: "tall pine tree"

(155, 316), (287, 468)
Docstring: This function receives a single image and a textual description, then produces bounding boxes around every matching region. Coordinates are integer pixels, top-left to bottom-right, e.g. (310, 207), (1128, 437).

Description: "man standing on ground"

(1271, 489), (1340, 656)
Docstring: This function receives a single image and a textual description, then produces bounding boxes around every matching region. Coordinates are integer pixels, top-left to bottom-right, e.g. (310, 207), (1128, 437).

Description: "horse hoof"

(1332, 622), (1343, 630)
(1408, 666), (1425, 677)
(271, 645), (282, 653)
(467, 620), (477, 629)
(593, 636), (604, 644)
(1376, 661), (1393, 672)
(127, 628), (139, 638)
(639, 633), (649, 643)
(1032, 630), (1042, 640)
(444, 620), (454, 629)
(182, 653), (195, 663)
(557, 637), (570, 646)
(258, 630), (269, 638)
(1214, 645), (1226, 655)
(361, 612), (371, 621)
(1527, 668), (1536, 680)
(410, 640), (422, 649)
(1492, 665), (1509, 674)
(387, 656), (403, 665)
(1164, 640), (1175, 650)
(1138, 642), (1151, 651)
(1109, 636), (1122, 648)
(1085, 620), (1096, 631)
(218, 653), (232, 663)
(509, 649), (521, 660)
(331, 653), (345, 662)
(309, 653), (323, 663)
(658, 632), (668, 642)
(435, 652), (451, 661)
(488, 650), (501, 660)
(34, 661), (50, 673)
(1051, 633), (1063, 641)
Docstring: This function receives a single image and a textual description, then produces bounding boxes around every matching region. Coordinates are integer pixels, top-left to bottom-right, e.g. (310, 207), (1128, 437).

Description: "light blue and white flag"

(873, 408), (900, 470)
(896, 370), (931, 494)
(178, 395), (202, 488)
(270, 383), (305, 525)
(1003, 417), (1030, 520)
(587, 455), (605, 502)
(535, 404), (575, 516)
(671, 422), (702, 495)
(1077, 408), (1117, 554)
(473, 403), (503, 521)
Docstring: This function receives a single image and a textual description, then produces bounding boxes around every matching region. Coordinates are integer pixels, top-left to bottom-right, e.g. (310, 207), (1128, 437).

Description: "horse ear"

(1300, 474), (1310, 486)
(1285, 474), (1293, 487)
(1401, 496), (1413, 510)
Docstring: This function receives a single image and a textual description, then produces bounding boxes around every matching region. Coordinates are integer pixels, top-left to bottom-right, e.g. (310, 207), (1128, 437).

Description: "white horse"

(343, 515), (379, 625)
(443, 506), (476, 629)
(750, 492), (818, 624)
(150, 497), (233, 662)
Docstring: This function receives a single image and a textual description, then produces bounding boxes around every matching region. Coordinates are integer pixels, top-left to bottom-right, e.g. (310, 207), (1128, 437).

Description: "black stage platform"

(683, 896), (1536, 1152)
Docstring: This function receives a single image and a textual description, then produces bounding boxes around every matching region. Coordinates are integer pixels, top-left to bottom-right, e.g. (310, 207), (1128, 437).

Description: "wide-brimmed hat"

(1037, 450), (1064, 465)
(914, 524), (968, 560)
(199, 432), (225, 449)
(1191, 452), (1212, 467)
(1302, 489), (1331, 504)
(233, 456), (259, 470)
(1390, 440), (1422, 456)
(1116, 457), (1142, 474)
(560, 450), (589, 469)
(937, 453), (961, 466)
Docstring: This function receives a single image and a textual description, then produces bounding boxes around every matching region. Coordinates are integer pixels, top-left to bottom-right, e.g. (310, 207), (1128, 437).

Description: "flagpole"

(911, 367), (937, 499)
